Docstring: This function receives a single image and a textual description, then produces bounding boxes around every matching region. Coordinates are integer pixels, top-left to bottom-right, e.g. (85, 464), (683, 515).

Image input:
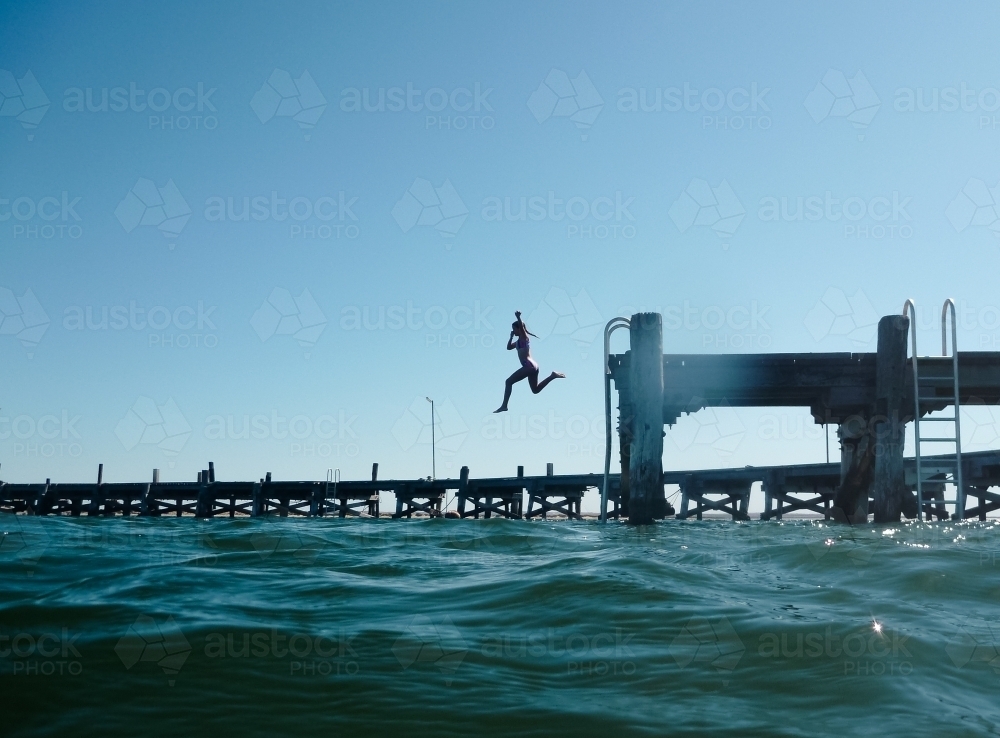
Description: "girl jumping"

(494, 311), (565, 413)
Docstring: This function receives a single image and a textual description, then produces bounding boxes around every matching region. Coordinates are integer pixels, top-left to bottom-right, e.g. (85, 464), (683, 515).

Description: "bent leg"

(496, 367), (531, 411)
(529, 370), (566, 394)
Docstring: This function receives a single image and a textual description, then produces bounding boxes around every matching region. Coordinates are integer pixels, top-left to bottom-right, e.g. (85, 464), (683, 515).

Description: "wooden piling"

(873, 314), (911, 522)
(627, 312), (664, 525)
(141, 469), (158, 516)
(140, 483), (151, 516)
(89, 463), (104, 516)
(252, 480), (263, 517)
(34, 478), (51, 516)
(196, 469), (212, 518)
(457, 466), (469, 516)
(832, 417), (874, 523)
(309, 483), (322, 517)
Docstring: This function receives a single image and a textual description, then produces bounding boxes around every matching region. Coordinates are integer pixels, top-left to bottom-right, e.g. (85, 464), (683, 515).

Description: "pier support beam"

(627, 312), (663, 525)
(832, 416), (874, 523)
(872, 315), (914, 522)
(88, 463), (104, 516)
(196, 470), (212, 518)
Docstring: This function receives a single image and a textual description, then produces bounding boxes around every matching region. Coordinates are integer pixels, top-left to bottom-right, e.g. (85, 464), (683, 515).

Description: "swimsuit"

(517, 336), (539, 372)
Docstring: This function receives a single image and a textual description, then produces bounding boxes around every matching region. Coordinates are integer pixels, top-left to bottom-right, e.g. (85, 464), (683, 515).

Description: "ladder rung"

(920, 417), (957, 422)
(919, 438), (958, 443)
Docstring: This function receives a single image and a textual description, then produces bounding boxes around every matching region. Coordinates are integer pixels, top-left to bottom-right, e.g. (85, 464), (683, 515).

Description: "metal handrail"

(942, 298), (964, 519)
(601, 317), (631, 522)
(903, 299), (923, 519)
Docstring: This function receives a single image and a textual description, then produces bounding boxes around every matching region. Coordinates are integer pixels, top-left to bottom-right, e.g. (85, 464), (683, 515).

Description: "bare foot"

(551, 372), (566, 379)
(494, 406), (507, 413)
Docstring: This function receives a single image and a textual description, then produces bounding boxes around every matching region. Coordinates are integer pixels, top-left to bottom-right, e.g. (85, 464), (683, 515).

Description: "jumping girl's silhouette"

(494, 310), (565, 413)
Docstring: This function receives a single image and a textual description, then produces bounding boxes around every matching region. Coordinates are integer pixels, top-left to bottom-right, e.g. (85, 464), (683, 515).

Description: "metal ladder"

(903, 299), (965, 521)
(601, 316), (631, 522)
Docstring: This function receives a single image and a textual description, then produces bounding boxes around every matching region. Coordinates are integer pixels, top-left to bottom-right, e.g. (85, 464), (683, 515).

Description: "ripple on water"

(2, 516), (999, 737)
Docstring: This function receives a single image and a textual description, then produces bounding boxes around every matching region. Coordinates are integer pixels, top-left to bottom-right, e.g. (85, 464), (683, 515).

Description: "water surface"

(2, 516), (999, 736)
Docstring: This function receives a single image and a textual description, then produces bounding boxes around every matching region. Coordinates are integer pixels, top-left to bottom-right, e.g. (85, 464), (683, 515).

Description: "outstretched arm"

(514, 310), (537, 338)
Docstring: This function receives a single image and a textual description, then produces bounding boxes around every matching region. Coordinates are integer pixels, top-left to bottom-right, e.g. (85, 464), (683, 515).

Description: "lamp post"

(425, 397), (436, 480)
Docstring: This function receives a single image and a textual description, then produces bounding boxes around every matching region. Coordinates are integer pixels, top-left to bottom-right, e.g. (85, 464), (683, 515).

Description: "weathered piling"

(832, 414), (874, 523)
(196, 468), (212, 518)
(456, 465), (470, 516)
(87, 463), (104, 516)
(252, 480), (263, 517)
(872, 315), (913, 522)
(627, 312), (664, 524)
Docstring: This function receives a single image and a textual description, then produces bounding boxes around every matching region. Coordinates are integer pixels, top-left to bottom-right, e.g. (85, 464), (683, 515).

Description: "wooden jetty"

(5, 303), (1000, 526)
(0, 461), (621, 521)
(2, 450), (998, 522)
(608, 304), (1000, 525)
(669, 449), (1000, 522)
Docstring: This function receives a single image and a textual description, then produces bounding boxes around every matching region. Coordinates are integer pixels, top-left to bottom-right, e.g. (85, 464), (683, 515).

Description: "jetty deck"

(2, 450), (998, 522)
(607, 309), (1000, 524)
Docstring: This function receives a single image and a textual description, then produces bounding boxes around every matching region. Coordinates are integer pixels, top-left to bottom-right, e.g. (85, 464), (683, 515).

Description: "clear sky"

(4, 0), (1000, 512)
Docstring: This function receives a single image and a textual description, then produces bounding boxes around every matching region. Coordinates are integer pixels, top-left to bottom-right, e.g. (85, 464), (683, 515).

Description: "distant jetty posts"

(4, 303), (1000, 524)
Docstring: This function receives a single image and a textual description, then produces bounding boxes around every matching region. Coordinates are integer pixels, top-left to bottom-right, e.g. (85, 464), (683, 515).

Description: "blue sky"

(4, 1), (1000, 511)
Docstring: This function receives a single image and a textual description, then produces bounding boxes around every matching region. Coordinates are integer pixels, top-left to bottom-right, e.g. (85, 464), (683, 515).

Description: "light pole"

(425, 397), (436, 480)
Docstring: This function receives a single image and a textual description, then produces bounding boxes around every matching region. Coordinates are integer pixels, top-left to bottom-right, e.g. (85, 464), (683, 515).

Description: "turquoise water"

(2, 516), (999, 737)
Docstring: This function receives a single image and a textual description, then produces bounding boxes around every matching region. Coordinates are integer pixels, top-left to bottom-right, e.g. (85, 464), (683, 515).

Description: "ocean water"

(2, 516), (999, 737)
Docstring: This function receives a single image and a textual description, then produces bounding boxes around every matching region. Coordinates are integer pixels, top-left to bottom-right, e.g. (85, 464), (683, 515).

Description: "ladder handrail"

(903, 299), (923, 519)
(602, 317), (631, 522)
(941, 298), (964, 519)
(903, 298), (965, 522)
